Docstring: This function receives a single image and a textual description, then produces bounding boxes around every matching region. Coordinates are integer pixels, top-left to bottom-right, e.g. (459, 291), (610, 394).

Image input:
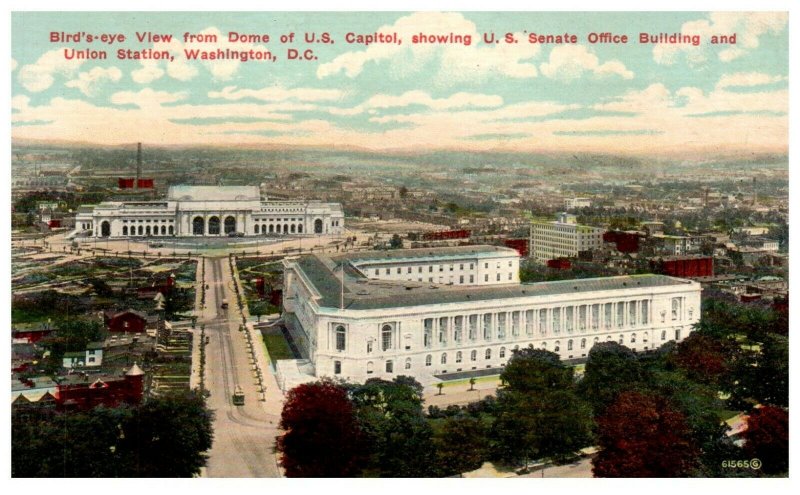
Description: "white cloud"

(166, 58), (198, 81)
(716, 72), (786, 90)
(208, 85), (344, 102)
(18, 49), (85, 92)
(131, 61), (164, 84)
(654, 12), (787, 65)
(328, 90), (502, 116)
(317, 12), (541, 83)
(64, 66), (122, 96)
(110, 88), (188, 108)
(540, 45), (633, 81)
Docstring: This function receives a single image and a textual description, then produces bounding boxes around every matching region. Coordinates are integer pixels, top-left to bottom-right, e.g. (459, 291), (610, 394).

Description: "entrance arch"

(269, 224), (274, 233)
(283, 224), (289, 234)
(224, 216), (236, 234)
(208, 216), (220, 235)
(100, 221), (111, 237)
(193, 217), (204, 235)
(314, 218), (323, 233)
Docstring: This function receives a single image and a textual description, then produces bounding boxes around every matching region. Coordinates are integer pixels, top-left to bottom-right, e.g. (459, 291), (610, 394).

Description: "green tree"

(432, 416), (489, 476)
(351, 378), (436, 477)
(577, 342), (647, 415)
(492, 348), (593, 467)
(389, 234), (403, 249)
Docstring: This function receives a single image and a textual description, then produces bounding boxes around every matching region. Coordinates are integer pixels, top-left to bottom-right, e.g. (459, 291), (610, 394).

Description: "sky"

(10, 11), (789, 156)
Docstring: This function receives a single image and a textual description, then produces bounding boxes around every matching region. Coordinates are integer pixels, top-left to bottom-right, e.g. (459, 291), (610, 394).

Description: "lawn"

(263, 333), (295, 362)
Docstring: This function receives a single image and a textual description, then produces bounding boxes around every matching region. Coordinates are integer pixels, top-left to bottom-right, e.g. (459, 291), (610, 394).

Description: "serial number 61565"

(721, 459), (762, 470)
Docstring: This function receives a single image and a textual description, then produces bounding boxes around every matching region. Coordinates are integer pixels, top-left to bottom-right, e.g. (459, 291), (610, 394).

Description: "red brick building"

(650, 255), (714, 278)
(56, 364), (144, 411)
(104, 309), (149, 333)
(504, 238), (529, 257)
(603, 230), (641, 253)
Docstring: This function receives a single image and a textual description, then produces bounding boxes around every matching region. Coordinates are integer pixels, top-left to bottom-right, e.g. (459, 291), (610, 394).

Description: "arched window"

(456, 351), (462, 363)
(441, 353), (447, 365)
(631, 333), (637, 343)
(314, 218), (323, 233)
(161, 225), (166, 235)
(224, 216), (236, 234)
(100, 221), (111, 237)
(335, 325), (346, 351)
(168, 226), (174, 235)
(568, 340), (573, 351)
(499, 347), (506, 358)
(283, 224), (289, 234)
(385, 360), (393, 373)
(425, 355), (432, 366)
(207, 216), (220, 235)
(485, 348), (491, 360)
(290, 224), (296, 233)
(298, 224), (303, 233)
(367, 361), (374, 374)
(594, 337), (600, 344)
(145, 226), (151, 236)
(581, 338), (586, 349)
(619, 335), (624, 344)
(193, 216), (204, 235)
(405, 358), (412, 370)
(554, 341), (560, 352)
(137, 226), (143, 235)
(122, 226), (128, 235)
(269, 224), (274, 233)
(382, 325), (393, 351)
(470, 350), (477, 361)
(643, 332), (649, 343)
(541, 342), (547, 349)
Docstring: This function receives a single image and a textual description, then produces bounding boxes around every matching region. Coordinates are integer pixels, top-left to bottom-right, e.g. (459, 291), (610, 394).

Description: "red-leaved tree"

(743, 406), (788, 475)
(277, 380), (364, 477)
(593, 391), (699, 477)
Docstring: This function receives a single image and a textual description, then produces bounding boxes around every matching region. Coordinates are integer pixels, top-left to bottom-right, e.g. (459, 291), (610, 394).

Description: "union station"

(70, 185), (345, 239)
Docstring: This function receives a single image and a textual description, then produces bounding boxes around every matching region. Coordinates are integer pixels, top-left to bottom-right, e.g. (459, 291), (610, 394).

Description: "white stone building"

(70, 185), (344, 239)
(530, 213), (605, 262)
(280, 245), (701, 387)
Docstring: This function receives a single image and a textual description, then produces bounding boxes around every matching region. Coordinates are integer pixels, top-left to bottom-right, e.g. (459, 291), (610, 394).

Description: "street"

(202, 257), (281, 477)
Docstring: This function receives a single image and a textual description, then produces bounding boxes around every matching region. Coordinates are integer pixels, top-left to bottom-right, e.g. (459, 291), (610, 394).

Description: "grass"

(263, 333), (295, 362)
(441, 374), (501, 388)
(716, 409), (742, 421)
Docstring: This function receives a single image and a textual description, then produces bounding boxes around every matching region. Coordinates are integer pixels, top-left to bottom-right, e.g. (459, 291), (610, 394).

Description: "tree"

(118, 391), (213, 477)
(751, 334), (788, 408)
(277, 380), (364, 477)
(669, 332), (739, 387)
(742, 406), (788, 475)
(389, 234), (403, 249)
(432, 416), (489, 476)
(578, 342), (647, 414)
(593, 391), (700, 477)
(351, 378), (436, 477)
(492, 348), (593, 466)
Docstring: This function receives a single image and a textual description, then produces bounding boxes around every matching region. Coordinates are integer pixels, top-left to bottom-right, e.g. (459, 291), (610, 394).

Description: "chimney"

(136, 142), (142, 188)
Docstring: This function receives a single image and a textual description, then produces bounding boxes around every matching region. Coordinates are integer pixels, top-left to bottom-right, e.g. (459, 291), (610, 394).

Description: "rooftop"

(292, 248), (697, 311)
(167, 185), (260, 202)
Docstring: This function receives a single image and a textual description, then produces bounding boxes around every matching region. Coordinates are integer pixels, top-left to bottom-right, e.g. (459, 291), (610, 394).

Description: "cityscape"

(9, 10), (789, 480)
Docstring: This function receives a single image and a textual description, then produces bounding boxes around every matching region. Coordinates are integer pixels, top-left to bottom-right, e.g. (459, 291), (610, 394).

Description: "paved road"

(202, 257), (281, 478)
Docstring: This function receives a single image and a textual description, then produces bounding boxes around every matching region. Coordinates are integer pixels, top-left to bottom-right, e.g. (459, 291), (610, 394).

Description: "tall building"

(529, 213), (605, 263)
(70, 185), (344, 239)
(279, 246), (701, 388)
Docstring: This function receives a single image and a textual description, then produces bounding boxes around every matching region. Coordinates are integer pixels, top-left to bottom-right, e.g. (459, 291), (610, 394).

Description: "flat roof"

(333, 245), (517, 266)
(292, 248), (696, 311)
(167, 185), (260, 202)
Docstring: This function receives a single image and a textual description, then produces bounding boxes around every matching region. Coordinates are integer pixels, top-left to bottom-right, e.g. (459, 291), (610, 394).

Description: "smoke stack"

(136, 142), (142, 188)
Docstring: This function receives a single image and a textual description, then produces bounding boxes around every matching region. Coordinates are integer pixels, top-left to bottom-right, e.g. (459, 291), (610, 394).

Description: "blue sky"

(11, 11), (789, 156)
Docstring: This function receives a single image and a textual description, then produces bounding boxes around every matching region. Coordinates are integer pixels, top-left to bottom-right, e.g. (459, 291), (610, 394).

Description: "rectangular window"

(483, 313), (493, 340)
(641, 300), (649, 325)
(497, 313), (506, 340)
(469, 315), (478, 341)
(382, 329), (392, 351)
(566, 306), (574, 333)
(617, 303), (625, 328)
(511, 311), (520, 337)
(552, 307), (561, 334)
(454, 316), (463, 343)
(439, 317), (448, 345)
(629, 301), (637, 327)
(367, 341), (373, 353)
(470, 275), (474, 283)
(386, 268), (390, 275)
(459, 275), (464, 283)
(539, 309), (547, 334)
(424, 319), (433, 348)
(525, 310), (535, 336)
(592, 304), (600, 330)
(386, 361), (393, 373)
(604, 303), (613, 329)
(334, 361), (341, 375)
(579, 305), (587, 332)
